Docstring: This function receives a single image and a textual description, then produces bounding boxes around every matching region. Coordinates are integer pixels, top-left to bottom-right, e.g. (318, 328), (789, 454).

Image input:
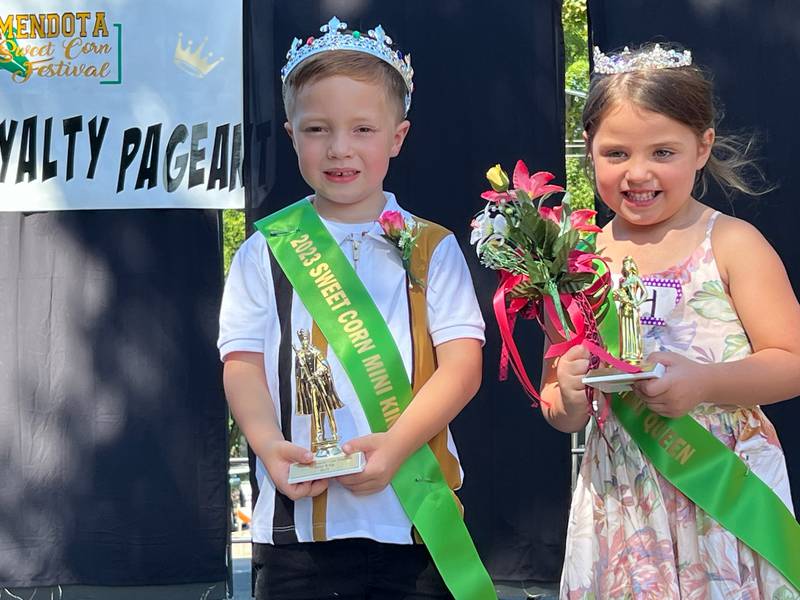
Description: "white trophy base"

(582, 362), (665, 394)
(287, 450), (366, 484)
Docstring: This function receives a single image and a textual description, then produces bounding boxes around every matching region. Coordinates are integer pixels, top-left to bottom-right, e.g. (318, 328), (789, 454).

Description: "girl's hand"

(555, 344), (592, 413)
(634, 352), (710, 418)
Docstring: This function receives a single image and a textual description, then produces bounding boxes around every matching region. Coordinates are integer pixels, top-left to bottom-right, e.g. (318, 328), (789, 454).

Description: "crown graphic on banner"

(593, 44), (692, 75)
(174, 33), (224, 78)
(281, 16), (413, 113)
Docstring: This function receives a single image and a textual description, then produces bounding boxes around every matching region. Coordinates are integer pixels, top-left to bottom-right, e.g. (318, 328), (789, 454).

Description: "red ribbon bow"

(494, 250), (639, 409)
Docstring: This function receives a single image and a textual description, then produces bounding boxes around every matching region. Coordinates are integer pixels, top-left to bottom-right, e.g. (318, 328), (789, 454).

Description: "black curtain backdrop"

(244, 0), (569, 582)
(0, 210), (228, 587)
(588, 0), (800, 514)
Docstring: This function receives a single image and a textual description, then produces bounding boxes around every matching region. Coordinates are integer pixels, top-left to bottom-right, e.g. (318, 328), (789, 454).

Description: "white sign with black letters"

(0, 2), (244, 210)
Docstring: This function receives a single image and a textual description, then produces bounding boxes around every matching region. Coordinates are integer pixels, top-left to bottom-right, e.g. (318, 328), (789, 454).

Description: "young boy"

(218, 17), (494, 600)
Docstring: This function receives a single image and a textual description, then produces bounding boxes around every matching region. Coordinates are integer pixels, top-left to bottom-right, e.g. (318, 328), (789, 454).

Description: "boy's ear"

(389, 119), (411, 158)
(284, 121), (297, 149)
(696, 127), (715, 169)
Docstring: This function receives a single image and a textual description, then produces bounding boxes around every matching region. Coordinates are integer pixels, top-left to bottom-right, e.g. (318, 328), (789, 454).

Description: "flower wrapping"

(471, 160), (630, 412)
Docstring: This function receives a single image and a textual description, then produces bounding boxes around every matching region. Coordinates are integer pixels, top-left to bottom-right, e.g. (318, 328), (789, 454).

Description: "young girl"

(541, 44), (800, 599)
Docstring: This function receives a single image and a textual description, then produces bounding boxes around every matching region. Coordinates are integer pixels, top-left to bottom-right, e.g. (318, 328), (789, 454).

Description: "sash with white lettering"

(255, 199), (496, 600)
(593, 260), (800, 591)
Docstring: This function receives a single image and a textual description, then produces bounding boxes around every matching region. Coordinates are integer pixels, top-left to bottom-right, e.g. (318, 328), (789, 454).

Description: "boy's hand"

(336, 433), (401, 496)
(634, 352), (708, 418)
(556, 344), (591, 413)
(262, 439), (329, 500)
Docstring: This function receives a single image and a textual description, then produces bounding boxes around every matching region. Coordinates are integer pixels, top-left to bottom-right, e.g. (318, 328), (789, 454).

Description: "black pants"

(253, 539), (453, 599)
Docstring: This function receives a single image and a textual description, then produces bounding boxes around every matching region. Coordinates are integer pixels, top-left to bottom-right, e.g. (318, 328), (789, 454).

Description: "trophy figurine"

(582, 256), (665, 393)
(287, 330), (365, 484)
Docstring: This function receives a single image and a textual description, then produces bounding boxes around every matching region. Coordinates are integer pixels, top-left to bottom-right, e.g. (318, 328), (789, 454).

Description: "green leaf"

(722, 332), (750, 361)
(687, 280), (739, 322)
(552, 229), (579, 274)
(559, 272), (595, 294)
(575, 234), (597, 254)
(511, 281), (543, 300)
(550, 252), (567, 276)
(516, 204), (541, 246)
(524, 256), (551, 285)
(541, 219), (559, 257)
(530, 218), (548, 250)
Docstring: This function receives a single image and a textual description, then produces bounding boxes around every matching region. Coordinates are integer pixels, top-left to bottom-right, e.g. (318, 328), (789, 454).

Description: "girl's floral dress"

(561, 212), (799, 600)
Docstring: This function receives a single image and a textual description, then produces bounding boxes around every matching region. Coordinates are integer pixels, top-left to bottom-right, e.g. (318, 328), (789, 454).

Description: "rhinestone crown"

(593, 44), (692, 75)
(281, 16), (414, 114)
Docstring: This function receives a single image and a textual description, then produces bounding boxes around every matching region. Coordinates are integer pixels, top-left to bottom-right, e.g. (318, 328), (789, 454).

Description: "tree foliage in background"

(222, 209), (246, 455)
(223, 209), (246, 276)
(562, 0), (595, 211)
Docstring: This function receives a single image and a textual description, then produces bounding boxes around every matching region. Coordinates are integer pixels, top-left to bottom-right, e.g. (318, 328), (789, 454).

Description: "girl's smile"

(622, 190), (662, 207)
(589, 100), (713, 229)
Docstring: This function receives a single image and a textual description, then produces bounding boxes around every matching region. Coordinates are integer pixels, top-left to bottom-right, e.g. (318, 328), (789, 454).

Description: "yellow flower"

(486, 164), (510, 192)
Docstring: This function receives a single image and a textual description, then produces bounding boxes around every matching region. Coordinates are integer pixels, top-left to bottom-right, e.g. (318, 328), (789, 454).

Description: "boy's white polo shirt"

(218, 192), (485, 544)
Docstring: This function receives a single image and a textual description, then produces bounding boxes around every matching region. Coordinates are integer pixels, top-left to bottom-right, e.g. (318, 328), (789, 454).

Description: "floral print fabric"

(561, 213), (798, 599)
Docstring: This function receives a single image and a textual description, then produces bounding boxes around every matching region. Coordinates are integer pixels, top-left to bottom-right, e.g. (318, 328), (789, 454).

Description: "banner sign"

(0, 3), (244, 210)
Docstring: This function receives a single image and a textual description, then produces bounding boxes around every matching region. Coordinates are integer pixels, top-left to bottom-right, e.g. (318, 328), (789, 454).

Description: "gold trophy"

(287, 330), (366, 484)
(582, 257), (665, 393)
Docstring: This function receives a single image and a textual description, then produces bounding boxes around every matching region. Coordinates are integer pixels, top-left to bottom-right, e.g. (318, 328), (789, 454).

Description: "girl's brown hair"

(583, 44), (769, 198)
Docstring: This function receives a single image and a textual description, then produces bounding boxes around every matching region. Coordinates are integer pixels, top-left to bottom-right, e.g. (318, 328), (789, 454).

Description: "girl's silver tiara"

(593, 44), (692, 75)
(281, 16), (414, 114)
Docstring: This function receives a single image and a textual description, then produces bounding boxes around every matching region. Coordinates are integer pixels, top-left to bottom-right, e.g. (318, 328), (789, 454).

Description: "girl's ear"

(583, 130), (593, 160)
(696, 128), (715, 169)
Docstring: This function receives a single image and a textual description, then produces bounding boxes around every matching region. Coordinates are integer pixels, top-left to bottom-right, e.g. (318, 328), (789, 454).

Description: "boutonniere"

(378, 210), (426, 288)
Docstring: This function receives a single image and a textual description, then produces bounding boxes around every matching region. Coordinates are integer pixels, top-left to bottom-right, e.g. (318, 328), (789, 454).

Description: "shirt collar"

(318, 191), (411, 246)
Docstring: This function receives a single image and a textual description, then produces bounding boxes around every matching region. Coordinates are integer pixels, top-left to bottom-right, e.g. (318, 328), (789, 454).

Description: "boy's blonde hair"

(584, 43), (769, 198)
(282, 50), (408, 122)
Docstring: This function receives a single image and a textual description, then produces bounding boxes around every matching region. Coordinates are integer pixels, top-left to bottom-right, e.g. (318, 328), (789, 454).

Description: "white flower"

(470, 206), (508, 253)
(493, 213), (508, 236)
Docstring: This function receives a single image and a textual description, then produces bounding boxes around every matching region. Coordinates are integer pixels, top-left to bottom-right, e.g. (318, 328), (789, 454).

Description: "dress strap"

(704, 210), (721, 239)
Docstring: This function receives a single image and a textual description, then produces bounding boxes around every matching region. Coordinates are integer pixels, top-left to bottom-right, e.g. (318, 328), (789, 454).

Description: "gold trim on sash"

(408, 220), (464, 543)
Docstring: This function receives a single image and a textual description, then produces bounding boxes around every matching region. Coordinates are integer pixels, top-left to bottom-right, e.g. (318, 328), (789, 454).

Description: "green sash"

(593, 260), (800, 591)
(256, 199), (496, 600)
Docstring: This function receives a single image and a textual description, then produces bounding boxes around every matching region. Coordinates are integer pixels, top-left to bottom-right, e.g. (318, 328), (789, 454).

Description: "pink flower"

(567, 249), (597, 273)
(512, 160), (565, 198)
(539, 206), (602, 233)
(677, 563), (711, 600)
(605, 527), (677, 599)
(378, 210), (405, 238)
(570, 209), (602, 233)
(538, 205), (563, 225)
(480, 190), (512, 203)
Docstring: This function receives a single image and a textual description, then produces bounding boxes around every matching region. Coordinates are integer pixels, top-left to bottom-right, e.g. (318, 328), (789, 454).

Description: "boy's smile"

(285, 75), (410, 223)
(323, 168), (359, 183)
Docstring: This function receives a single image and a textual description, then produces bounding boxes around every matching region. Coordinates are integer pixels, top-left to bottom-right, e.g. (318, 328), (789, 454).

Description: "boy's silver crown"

(593, 44), (692, 75)
(281, 16), (414, 114)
